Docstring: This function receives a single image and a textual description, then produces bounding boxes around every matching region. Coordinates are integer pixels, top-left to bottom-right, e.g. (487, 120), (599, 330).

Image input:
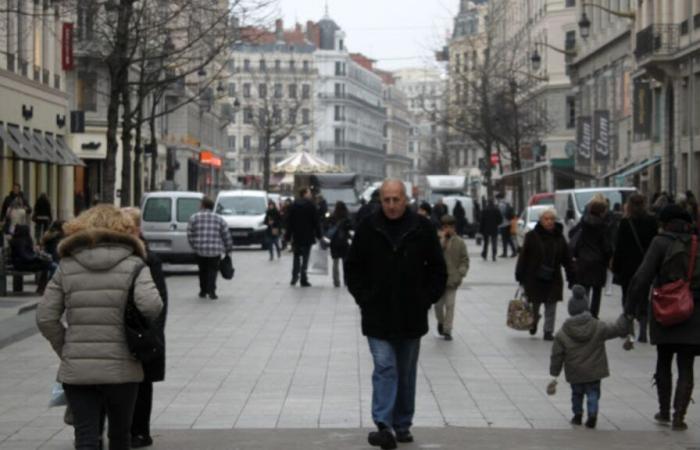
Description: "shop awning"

(615, 156), (661, 182)
(51, 135), (84, 166)
(32, 130), (61, 164)
(552, 167), (597, 181)
(3, 125), (45, 161)
(499, 162), (549, 180)
(597, 160), (639, 180)
(0, 124), (34, 160)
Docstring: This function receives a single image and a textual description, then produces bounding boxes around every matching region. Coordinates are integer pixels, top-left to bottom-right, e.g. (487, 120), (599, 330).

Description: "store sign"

(62, 23), (74, 71)
(577, 116), (592, 166)
(633, 78), (652, 138)
(593, 110), (610, 163)
(200, 151), (222, 168)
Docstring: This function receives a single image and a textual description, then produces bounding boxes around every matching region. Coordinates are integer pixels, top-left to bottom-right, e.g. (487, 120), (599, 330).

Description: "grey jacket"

(443, 233), (469, 289)
(36, 229), (163, 385)
(550, 313), (629, 384)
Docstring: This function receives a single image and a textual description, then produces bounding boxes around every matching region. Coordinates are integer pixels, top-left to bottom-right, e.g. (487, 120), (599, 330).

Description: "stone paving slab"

(0, 241), (698, 448)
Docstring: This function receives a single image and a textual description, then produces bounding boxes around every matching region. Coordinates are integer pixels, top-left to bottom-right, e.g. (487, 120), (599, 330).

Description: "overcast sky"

(275, 0), (455, 71)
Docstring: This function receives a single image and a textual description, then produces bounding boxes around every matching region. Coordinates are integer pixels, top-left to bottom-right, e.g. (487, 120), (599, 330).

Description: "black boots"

(672, 379), (693, 431)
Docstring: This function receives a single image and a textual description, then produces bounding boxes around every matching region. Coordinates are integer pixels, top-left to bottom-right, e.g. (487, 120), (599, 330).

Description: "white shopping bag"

(307, 244), (329, 275)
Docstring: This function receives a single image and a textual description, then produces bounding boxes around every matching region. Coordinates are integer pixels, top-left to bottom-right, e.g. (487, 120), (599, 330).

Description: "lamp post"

(578, 2), (635, 39)
(530, 42), (576, 72)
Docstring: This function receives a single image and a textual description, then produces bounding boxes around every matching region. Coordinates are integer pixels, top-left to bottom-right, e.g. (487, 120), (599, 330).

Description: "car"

(141, 191), (203, 263)
(516, 205), (552, 247)
(215, 190), (269, 248)
(554, 187), (636, 235)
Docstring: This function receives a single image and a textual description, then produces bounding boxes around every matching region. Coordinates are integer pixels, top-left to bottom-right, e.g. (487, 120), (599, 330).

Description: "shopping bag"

(219, 254), (235, 280)
(49, 382), (66, 407)
(506, 288), (534, 331)
(307, 244), (329, 275)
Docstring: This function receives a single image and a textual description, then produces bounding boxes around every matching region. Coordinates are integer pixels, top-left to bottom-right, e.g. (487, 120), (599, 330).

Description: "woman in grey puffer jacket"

(36, 205), (162, 450)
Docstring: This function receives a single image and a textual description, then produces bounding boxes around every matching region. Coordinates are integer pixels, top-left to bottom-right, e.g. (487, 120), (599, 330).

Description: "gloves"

(546, 378), (557, 396)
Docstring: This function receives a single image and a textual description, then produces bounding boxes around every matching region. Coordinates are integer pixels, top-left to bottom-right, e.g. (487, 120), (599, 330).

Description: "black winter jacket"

(345, 209), (447, 339)
(612, 215), (658, 286)
(572, 213), (612, 287)
(479, 205), (502, 236)
(284, 198), (321, 247)
(143, 249), (168, 382)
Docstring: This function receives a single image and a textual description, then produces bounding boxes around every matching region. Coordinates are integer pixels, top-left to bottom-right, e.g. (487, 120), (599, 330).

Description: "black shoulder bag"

(124, 264), (164, 364)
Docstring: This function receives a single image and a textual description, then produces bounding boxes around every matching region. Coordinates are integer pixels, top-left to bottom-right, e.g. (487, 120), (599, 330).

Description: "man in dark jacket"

(1, 182), (30, 222)
(284, 187), (321, 287)
(355, 189), (380, 227)
(479, 199), (502, 261)
(346, 179), (447, 449)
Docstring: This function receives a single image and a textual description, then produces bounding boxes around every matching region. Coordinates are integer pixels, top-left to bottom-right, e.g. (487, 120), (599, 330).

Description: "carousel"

(272, 151), (343, 191)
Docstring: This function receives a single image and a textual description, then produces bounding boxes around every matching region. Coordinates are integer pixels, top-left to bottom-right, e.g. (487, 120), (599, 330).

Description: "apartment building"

(0, 0), (81, 220)
(377, 72), (414, 181)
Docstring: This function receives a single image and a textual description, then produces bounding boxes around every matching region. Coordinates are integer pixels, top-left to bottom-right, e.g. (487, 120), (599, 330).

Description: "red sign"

(490, 153), (500, 167)
(200, 151), (222, 168)
(62, 23), (74, 71)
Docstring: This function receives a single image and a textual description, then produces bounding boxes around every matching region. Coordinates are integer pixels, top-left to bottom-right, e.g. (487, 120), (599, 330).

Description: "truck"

(425, 175), (468, 203)
(305, 173), (361, 220)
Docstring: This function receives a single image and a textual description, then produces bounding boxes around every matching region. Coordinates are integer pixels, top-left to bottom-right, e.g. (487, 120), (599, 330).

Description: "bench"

(0, 246), (44, 297)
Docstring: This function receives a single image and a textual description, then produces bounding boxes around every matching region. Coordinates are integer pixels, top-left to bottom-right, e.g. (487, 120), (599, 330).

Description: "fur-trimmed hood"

(58, 229), (146, 271)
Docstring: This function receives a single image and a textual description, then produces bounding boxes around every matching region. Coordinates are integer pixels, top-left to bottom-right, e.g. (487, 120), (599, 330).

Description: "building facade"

(377, 73), (414, 181)
(0, 1), (80, 220)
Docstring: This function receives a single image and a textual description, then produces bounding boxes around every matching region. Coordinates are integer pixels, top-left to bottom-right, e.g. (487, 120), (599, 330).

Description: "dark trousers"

(63, 383), (139, 450)
(621, 283), (647, 340)
(500, 227), (517, 256)
(131, 381), (153, 439)
(196, 255), (220, 295)
(584, 286), (603, 318)
(481, 234), (498, 259)
(291, 244), (311, 282)
(656, 344), (697, 417)
(267, 235), (281, 259)
(571, 381), (601, 417)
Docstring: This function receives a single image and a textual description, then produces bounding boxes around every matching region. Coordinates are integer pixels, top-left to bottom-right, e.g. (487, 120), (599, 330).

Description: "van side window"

(177, 198), (200, 223)
(143, 198), (172, 223)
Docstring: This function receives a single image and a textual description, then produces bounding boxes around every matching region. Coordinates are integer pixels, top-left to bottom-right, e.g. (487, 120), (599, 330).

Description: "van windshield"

(322, 188), (358, 206)
(574, 190), (634, 213)
(217, 196), (266, 216)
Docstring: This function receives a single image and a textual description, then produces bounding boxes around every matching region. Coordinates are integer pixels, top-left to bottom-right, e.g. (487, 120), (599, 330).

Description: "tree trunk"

(133, 94), (144, 205)
(120, 75), (133, 207)
(103, 0), (134, 205)
(149, 109), (158, 191)
(262, 132), (271, 191)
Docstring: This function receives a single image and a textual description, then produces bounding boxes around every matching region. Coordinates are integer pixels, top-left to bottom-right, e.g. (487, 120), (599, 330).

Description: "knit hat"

(568, 285), (589, 316)
(659, 204), (693, 224)
(441, 214), (456, 226)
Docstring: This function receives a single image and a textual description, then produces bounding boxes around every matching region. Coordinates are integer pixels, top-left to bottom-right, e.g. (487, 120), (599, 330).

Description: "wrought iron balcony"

(635, 24), (680, 60)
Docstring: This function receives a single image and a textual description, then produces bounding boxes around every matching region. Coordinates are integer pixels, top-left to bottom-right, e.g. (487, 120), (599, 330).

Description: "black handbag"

(220, 254), (235, 280)
(124, 264), (164, 364)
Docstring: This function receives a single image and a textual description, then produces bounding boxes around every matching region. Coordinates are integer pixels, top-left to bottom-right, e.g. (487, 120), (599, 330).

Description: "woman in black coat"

(515, 209), (574, 340)
(453, 200), (467, 236)
(32, 193), (52, 241)
(570, 200), (612, 319)
(329, 201), (352, 288)
(612, 194), (657, 342)
(626, 205), (700, 431)
(264, 200), (282, 260)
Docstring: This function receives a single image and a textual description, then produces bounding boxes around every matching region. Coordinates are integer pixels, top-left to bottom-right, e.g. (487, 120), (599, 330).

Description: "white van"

(141, 191), (203, 263)
(554, 187), (637, 233)
(442, 195), (476, 237)
(215, 190), (269, 247)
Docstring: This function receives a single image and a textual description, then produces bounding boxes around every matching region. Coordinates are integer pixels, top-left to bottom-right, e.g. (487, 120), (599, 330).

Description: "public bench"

(0, 246), (43, 297)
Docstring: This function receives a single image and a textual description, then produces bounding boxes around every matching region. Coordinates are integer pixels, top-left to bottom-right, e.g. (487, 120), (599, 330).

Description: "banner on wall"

(576, 116), (592, 167)
(593, 110), (610, 163)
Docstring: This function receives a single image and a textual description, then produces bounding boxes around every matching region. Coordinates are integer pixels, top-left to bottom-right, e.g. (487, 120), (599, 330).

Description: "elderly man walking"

(346, 179), (447, 449)
(187, 197), (233, 300)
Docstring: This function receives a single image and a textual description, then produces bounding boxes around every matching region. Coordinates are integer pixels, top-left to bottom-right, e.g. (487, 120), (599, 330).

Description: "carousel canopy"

(273, 151), (343, 174)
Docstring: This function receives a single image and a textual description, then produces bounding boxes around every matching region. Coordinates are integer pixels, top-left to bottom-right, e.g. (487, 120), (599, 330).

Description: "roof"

(142, 191), (203, 198)
(217, 190), (268, 197)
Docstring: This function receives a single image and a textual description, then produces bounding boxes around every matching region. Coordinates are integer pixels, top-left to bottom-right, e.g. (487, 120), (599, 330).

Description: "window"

(302, 84), (310, 99)
(565, 0), (575, 6)
(334, 105), (342, 121)
(302, 109), (310, 125)
(289, 108), (297, 124)
(335, 61), (343, 76)
(288, 84), (297, 98)
(274, 83), (283, 98)
(143, 198), (171, 222)
(289, 60), (296, 71)
(334, 128), (344, 145)
(258, 83), (267, 98)
(228, 135), (236, 150)
(273, 106), (281, 124)
(243, 83), (251, 98)
(243, 158), (251, 171)
(259, 108), (267, 126)
(77, 71), (98, 111)
(176, 198), (200, 223)
(243, 107), (253, 124)
(243, 59), (251, 71)
(303, 61), (310, 72)
(259, 59), (266, 71)
(566, 97), (576, 129)
(228, 82), (236, 97)
(565, 31), (576, 52)
(243, 135), (251, 150)
(275, 60), (281, 71)
(334, 83), (343, 98)
(258, 136), (266, 151)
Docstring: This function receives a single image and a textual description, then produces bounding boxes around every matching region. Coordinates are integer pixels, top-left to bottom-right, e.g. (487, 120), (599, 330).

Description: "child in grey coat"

(548, 285), (630, 428)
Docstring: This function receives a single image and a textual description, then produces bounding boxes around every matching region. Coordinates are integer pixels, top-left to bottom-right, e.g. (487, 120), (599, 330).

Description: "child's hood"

(561, 312), (597, 343)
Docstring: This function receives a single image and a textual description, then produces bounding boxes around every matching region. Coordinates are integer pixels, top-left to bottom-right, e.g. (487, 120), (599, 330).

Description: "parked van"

(443, 195), (477, 237)
(215, 190), (268, 247)
(141, 191), (203, 263)
(554, 187), (636, 233)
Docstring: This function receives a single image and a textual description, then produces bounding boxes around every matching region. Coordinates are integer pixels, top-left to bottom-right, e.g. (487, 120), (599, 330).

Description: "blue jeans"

(367, 337), (421, 431)
(571, 381), (601, 417)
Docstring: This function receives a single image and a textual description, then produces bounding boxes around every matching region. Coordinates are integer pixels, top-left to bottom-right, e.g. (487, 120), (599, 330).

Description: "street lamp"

(578, 12), (592, 40)
(578, 2), (635, 39)
(531, 49), (542, 71)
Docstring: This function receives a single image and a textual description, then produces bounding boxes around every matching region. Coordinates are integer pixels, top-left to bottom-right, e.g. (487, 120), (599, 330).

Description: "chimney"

(275, 19), (284, 41)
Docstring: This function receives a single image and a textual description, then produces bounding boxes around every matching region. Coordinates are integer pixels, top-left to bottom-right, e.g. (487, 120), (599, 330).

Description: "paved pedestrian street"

(0, 242), (699, 449)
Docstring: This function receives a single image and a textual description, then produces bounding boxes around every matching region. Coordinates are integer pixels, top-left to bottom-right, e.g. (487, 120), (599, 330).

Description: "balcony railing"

(635, 24), (680, 60)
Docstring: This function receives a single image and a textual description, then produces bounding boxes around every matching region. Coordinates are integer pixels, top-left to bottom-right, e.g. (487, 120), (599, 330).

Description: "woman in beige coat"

(36, 205), (162, 450)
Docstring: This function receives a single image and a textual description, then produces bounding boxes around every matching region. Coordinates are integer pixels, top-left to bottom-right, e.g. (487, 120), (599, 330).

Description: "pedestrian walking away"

(515, 208), (575, 340)
(36, 204), (163, 450)
(612, 194), (657, 342)
(122, 208), (169, 449)
(498, 196), (517, 257)
(479, 199), (502, 262)
(434, 214), (469, 341)
(284, 187), (321, 287)
(329, 201), (352, 288)
(264, 200), (282, 261)
(1, 182), (29, 223)
(626, 204), (700, 431)
(346, 179), (447, 450)
(187, 197), (233, 300)
(549, 285), (631, 429)
(570, 198), (612, 318)
(32, 193), (52, 242)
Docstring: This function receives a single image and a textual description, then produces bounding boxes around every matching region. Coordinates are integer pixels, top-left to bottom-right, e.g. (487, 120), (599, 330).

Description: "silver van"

(554, 187), (636, 234)
(141, 191), (203, 263)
